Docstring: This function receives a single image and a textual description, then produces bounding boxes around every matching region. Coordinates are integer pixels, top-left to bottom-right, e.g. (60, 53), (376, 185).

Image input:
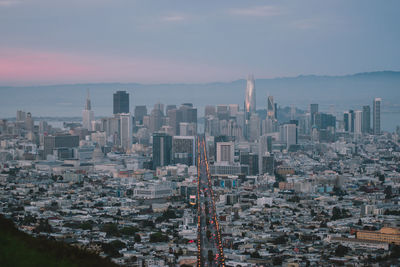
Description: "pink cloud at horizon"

(0, 48), (244, 86)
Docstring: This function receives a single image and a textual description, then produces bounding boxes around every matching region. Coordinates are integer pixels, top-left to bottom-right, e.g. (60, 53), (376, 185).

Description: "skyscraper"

(25, 112), (34, 132)
(43, 135), (79, 159)
(149, 108), (163, 133)
(216, 142), (234, 164)
(152, 132), (172, 169)
(344, 110), (355, 132)
(314, 112), (336, 130)
(172, 136), (196, 166)
(167, 108), (183, 136)
(249, 113), (260, 142)
(119, 113), (132, 151)
(82, 90), (94, 131)
(373, 98), (381, 135)
(267, 96), (275, 119)
(244, 74), (256, 117)
(343, 111), (350, 132)
(134, 105), (147, 125)
(310, 104), (318, 126)
(280, 123), (297, 150)
(205, 105), (216, 117)
(354, 110), (362, 135)
(244, 74), (256, 139)
(216, 105), (229, 120)
(228, 104), (239, 117)
(362, 105), (371, 133)
(113, 91), (129, 114)
(166, 105), (177, 114)
(16, 110), (26, 122)
(180, 104), (197, 125)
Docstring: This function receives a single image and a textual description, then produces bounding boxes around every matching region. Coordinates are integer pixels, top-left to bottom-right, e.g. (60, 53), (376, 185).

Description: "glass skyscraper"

(113, 91), (130, 114)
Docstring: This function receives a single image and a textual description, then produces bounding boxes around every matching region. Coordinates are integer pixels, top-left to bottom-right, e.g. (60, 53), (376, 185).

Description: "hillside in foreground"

(0, 215), (117, 267)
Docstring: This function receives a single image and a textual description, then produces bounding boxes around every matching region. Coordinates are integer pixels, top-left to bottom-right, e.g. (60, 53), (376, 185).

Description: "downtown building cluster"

(0, 77), (399, 266)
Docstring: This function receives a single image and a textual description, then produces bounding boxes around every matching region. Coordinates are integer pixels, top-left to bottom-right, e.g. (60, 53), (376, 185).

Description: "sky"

(0, 0), (399, 85)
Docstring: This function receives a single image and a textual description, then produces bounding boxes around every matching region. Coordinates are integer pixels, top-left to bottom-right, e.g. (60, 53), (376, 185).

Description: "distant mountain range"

(1, 71), (399, 118)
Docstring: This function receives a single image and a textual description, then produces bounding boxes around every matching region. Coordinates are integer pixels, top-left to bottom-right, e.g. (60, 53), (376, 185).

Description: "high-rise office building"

(172, 136), (196, 166)
(166, 105), (177, 115)
(39, 121), (48, 134)
(154, 102), (165, 116)
(134, 105), (147, 125)
(344, 110), (355, 132)
(249, 113), (260, 141)
(314, 113), (336, 130)
(167, 108), (183, 136)
(205, 105), (216, 117)
(267, 96), (275, 119)
(216, 142), (234, 164)
(180, 104), (197, 124)
(343, 111), (350, 132)
(244, 75), (256, 117)
(240, 152), (259, 175)
(25, 112), (34, 132)
(280, 123), (297, 149)
(113, 91), (129, 114)
(362, 105), (371, 134)
(262, 155), (274, 175)
(43, 135), (79, 159)
(179, 122), (197, 136)
(259, 134), (273, 174)
(244, 75), (256, 140)
(290, 105), (296, 120)
(152, 132), (172, 169)
(16, 110), (26, 122)
(373, 98), (381, 135)
(204, 116), (220, 137)
(149, 108), (163, 133)
(216, 105), (229, 121)
(354, 110), (362, 135)
(82, 90), (94, 131)
(228, 104), (239, 117)
(310, 104), (319, 126)
(119, 113), (132, 151)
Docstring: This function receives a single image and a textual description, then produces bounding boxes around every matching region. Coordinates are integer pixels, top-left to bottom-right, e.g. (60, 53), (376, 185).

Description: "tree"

(378, 173), (385, 183)
(335, 245), (349, 257)
(272, 256), (283, 265)
(102, 241), (124, 258)
(101, 223), (119, 237)
(150, 232), (169, 243)
(120, 226), (139, 236)
(272, 235), (287, 245)
(80, 221), (93, 230)
(310, 209), (316, 217)
(331, 207), (351, 220)
(251, 250), (261, 258)
(35, 219), (53, 233)
(384, 186), (393, 199)
(134, 234), (141, 243)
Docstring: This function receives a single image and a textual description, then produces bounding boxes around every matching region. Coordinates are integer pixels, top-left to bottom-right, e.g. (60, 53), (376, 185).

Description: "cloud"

(228, 5), (283, 17)
(0, 47), (241, 85)
(161, 15), (185, 22)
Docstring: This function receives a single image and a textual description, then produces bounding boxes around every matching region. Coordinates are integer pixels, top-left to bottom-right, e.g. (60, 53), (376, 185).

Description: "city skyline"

(1, 76), (399, 266)
(1, 1), (400, 266)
